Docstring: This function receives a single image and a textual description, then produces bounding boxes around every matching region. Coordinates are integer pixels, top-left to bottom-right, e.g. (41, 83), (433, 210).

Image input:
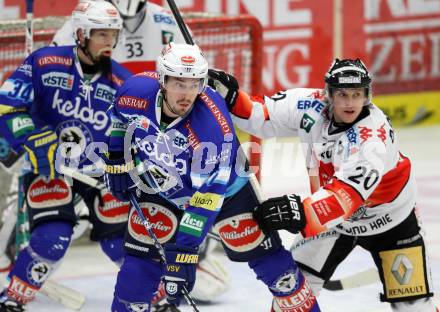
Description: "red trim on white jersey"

(232, 91), (268, 120)
(366, 153), (411, 207)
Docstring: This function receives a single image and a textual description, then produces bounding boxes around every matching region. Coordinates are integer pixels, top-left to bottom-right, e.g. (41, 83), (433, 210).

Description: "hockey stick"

(40, 280), (86, 310)
(323, 267), (380, 291)
(58, 165), (104, 189)
(166, 0), (194, 45)
(128, 193), (200, 312)
(0, 195), (86, 310)
(25, 0), (34, 56)
(165, 0), (266, 201)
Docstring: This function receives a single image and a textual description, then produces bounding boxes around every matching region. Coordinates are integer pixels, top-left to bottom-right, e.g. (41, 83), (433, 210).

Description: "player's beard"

(94, 52), (112, 76)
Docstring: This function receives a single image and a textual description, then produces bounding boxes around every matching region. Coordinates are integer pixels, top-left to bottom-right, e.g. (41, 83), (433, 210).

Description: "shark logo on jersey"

(347, 204), (376, 222)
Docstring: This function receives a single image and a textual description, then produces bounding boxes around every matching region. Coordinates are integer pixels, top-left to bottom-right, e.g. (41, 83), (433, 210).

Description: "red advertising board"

(363, 0), (440, 94)
(1, 0), (439, 96)
(153, 0), (339, 93)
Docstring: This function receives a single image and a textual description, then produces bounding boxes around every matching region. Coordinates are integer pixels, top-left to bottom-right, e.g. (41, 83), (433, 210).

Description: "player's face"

(87, 29), (119, 59)
(331, 88), (367, 123)
(163, 77), (201, 117)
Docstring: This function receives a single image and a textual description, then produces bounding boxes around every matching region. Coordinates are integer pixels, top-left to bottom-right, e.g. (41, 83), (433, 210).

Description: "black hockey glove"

(253, 194), (306, 235)
(208, 69), (239, 111)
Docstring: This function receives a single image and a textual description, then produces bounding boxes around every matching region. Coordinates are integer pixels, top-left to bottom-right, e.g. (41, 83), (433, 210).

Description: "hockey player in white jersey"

(52, 0), (186, 73)
(209, 59), (438, 312)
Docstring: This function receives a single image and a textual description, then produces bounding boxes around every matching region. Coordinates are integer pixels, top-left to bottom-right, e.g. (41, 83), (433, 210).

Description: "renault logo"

(391, 254), (413, 285)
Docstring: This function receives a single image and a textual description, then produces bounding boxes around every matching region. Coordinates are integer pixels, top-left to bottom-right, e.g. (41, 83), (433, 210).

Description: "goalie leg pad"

(112, 254), (163, 312)
(99, 236), (124, 266)
(249, 247), (320, 311)
(191, 254), (230, 302)
(5, 221), (72, 304)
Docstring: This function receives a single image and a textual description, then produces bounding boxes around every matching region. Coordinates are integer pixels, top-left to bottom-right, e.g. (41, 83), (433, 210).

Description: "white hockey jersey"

(232, 88), (416, 237)
(52, 2), (186, 73)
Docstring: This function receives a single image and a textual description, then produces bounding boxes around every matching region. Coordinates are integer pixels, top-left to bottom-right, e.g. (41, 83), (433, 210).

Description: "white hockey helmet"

(157, 42), (209, 94)
(109, 0), (146, 18)
(72, 0), (123, 42)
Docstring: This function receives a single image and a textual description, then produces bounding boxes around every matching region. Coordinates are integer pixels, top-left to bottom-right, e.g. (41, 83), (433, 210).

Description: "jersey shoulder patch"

(193, 90), (235, 142)
(34, 46), (75, 68)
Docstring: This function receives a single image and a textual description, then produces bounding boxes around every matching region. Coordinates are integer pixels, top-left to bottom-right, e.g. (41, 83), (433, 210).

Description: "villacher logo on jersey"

(216, 214), (265, 252)
(94, 192), (130, 224)
(27, 177), (72, 209)
(128, 204), (177, 244)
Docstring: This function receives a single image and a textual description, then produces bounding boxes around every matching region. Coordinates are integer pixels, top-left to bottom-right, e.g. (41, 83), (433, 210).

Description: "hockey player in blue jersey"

(0, 1), (132, 311)
(104, 42), (321, 312)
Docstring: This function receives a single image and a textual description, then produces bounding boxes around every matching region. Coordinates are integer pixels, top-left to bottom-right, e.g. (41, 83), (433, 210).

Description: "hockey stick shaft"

(25, 0), (34, 56)
(58, 165), (103, 189)
(40, 279), (86, 310)
(127, 193), (200, 312)
(166, 0), (266, 203)
(166, 0), (194, 45)
(14, 2), (86, 307)
(0, 174), (19, 255)
(323, 267), (380, 291)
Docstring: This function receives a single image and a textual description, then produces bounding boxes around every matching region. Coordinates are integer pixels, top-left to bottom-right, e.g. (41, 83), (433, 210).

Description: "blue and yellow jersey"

(108, 72), (248, 247)
(0, 45), (131, 169)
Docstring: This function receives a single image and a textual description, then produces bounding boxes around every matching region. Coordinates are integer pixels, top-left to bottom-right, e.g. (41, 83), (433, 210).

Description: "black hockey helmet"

(324, 58), (372, 100)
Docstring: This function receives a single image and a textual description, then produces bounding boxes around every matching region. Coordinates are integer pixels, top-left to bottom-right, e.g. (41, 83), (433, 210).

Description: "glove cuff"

(104, 159), (135, 174)
(164, 244), (199, 264)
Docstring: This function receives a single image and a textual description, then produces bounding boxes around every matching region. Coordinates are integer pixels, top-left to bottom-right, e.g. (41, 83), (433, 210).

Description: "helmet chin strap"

(79, 39), (99, 64)
(161, 89), (180, 117)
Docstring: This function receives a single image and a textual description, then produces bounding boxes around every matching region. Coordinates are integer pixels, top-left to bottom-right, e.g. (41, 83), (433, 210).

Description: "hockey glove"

(103, 153), (136, 202)
(23, 126), (58, 179)
(163, 243), (199, 306)
(253, 194), (306, 235)
(208, 69), (239, 110)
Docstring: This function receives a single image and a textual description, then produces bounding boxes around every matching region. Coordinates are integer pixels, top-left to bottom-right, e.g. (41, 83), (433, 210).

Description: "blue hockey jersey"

(0, 45), (131, 170)
(108, 72), (248, 247)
